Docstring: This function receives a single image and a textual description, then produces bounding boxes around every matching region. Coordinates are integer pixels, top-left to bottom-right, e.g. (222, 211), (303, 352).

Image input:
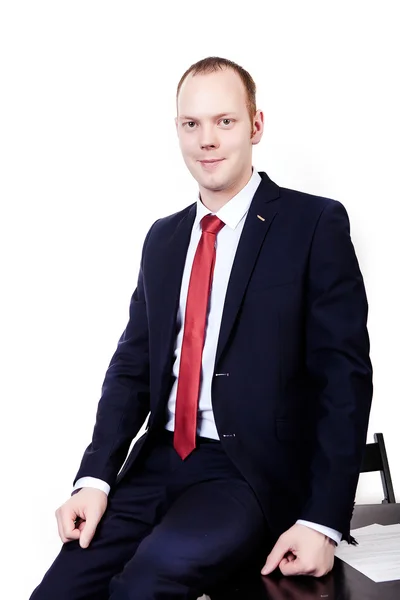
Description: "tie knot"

(201, 214), (225, 235)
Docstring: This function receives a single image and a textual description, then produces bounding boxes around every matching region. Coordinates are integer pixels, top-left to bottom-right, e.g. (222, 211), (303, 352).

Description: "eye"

(221, 118), (233, 126)
(183, 121), (196, 128)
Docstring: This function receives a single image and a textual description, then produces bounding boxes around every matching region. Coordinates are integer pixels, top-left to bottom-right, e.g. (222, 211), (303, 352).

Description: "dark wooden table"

(208, 504), (400, 600)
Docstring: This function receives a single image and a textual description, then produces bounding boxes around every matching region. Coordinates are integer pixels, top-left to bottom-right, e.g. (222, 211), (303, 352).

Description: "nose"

(199, 125), (220, 150)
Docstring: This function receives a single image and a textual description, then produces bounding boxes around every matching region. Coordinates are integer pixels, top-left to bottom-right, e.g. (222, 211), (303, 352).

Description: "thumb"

(261, 538), (289, 575)
(79, 513), (100, 549)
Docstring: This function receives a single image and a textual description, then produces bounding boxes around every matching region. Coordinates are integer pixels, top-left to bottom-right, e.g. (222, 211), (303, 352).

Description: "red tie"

(174, 214), (225, 459)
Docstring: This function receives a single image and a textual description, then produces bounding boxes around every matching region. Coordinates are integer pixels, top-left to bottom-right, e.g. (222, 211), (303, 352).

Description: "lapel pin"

(257, 214), (265, 221)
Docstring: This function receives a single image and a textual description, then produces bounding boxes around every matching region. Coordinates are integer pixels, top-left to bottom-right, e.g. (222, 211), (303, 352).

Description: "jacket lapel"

(154, 171), (280, 396)
(157, 204), (196, 378)
(215, 172), (280, 367)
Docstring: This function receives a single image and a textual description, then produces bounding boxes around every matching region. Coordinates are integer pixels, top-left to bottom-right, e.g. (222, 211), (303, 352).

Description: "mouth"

(198, 158), (225, 169)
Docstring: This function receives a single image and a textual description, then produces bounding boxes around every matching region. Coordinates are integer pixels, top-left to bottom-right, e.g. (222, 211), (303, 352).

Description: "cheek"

(223, 135), (243, 152)
(180, 137), (196, 156)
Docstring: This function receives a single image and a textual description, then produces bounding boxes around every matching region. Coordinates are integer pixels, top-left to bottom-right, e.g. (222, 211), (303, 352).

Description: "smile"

(199, 159), (225, 169)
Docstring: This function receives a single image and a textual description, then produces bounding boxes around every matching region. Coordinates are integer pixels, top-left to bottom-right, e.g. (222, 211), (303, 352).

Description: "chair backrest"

(360, 433), (396, 503)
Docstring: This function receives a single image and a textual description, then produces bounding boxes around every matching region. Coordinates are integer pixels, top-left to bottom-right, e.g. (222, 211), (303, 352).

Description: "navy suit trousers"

(30, 430), (270, 599)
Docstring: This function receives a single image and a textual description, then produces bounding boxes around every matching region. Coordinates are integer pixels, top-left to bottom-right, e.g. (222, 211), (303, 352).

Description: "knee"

(109, 546), (193, 599)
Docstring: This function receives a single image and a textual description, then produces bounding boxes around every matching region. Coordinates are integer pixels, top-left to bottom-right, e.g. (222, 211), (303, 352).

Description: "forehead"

(177, 68), (247, 118)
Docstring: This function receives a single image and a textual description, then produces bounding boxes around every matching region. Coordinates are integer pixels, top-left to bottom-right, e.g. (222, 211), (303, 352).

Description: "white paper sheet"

(335, 523), (400, 582)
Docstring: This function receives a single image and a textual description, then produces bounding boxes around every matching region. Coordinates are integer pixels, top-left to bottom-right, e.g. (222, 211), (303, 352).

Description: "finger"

(79, 514), (100, 549)
(261, 539), (289, 575)
(62, 511), (81, 542)
(65, 522), (81, 542)
(279, 556), (290, 569)
(55, 506), (80, 543)
(280, 556), (307, 577)
(55, 510), (66, 543)
(55, 508), (71, 542)
(278, 554), (295, 571)
(77, 519), (86, 532)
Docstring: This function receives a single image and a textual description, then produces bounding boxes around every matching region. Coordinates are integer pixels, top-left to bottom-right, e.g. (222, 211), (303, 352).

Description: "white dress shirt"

(74, 167), (342, 545)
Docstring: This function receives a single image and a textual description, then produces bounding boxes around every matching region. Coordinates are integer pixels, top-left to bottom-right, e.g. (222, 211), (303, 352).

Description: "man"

(30, 57), (373, 599)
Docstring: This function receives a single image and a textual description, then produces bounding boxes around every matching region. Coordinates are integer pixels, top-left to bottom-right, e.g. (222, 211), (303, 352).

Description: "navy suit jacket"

(74, 171), (373, 544)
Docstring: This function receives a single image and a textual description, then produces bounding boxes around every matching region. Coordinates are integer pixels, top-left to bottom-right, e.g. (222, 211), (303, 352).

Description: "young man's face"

(175, 68), (263, 199)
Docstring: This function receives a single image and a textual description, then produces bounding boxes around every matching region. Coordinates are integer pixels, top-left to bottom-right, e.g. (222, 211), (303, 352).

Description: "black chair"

(360, 432), (396, 503)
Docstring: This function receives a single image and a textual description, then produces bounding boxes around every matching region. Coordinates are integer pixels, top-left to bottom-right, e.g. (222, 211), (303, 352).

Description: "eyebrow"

(178, 113), (237, 121)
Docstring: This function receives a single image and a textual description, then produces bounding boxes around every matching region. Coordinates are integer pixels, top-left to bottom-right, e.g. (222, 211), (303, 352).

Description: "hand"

(261, 524), (335, 577)
(55, 487), (108, 549)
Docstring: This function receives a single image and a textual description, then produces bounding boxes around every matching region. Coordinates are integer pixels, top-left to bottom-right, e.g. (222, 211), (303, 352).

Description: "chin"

(203, 180), (228, 192)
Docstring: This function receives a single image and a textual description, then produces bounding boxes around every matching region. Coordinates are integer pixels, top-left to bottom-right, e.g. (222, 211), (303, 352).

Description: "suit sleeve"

(72, 221), (158, 488)
(299, 200), (373, 542)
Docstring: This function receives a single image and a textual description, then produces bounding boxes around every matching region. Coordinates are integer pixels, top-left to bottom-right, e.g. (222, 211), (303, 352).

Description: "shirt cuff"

(296, 519), (342, 545)
(72, 476), (111, 496)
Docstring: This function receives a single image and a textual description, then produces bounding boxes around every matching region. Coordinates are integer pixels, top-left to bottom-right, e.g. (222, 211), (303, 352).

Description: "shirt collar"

(194, 167), (262, 231)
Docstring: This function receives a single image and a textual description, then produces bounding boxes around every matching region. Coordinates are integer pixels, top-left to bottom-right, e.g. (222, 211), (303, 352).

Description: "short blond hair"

(176, 56), (257, 124)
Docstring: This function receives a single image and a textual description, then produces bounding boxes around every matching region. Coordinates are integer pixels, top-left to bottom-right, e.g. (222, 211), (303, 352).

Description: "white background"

(1, 2), (399, 598)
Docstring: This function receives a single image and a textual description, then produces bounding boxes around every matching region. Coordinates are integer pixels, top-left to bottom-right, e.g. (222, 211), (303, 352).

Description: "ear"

(251, 109), (264, 145)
